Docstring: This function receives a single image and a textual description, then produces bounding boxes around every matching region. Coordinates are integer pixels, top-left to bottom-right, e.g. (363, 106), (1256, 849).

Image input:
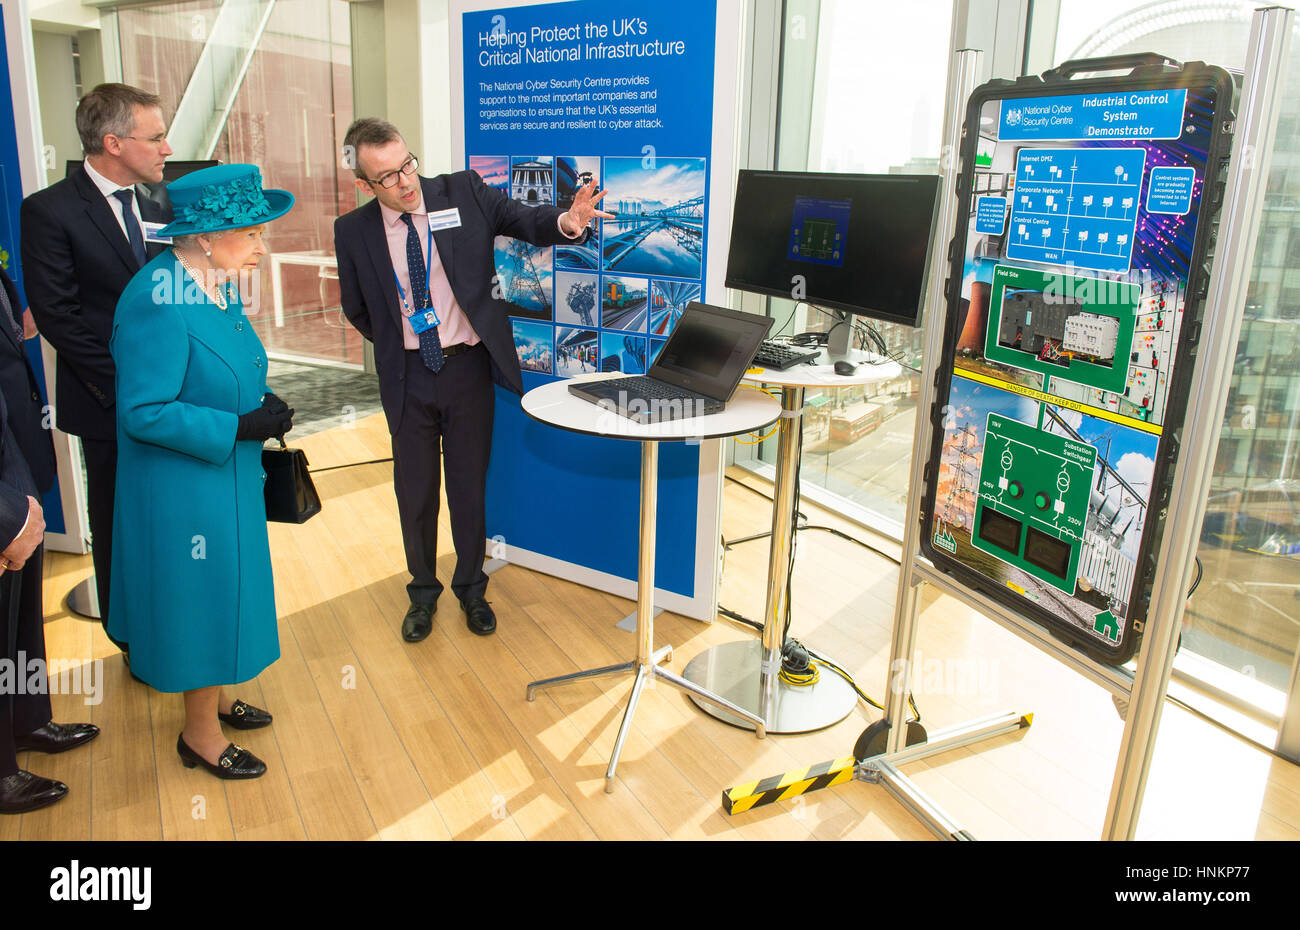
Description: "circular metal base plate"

(66, 576), (101, 620)
(682, 640), (857, 734)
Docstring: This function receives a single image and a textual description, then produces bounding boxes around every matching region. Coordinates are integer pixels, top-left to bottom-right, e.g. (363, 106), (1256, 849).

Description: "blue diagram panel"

(788, 197), (850, 267)
(975, 195), (1008, 236)
(1006, 147), (1146, 274)
(1145, 166), (1196, 215)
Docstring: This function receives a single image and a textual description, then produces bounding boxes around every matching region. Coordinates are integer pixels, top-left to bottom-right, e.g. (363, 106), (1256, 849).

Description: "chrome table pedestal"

(66, 576), (101, 620)
(683, 378), (873, 733)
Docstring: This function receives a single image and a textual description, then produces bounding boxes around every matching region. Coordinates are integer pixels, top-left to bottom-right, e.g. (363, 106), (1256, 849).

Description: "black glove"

(237, 392), (294, 441)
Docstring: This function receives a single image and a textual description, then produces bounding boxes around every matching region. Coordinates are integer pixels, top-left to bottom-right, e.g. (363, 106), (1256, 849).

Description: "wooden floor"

(5, 413), (1299, 841)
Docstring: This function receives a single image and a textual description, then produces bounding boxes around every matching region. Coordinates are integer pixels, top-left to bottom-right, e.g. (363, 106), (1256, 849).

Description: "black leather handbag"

(262, 439), (321, 523)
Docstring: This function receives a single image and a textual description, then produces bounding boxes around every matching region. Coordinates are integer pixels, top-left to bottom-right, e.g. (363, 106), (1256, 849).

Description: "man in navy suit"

(20, 83), (174, 647)
(334, 118), (610, 642)
(0, 266), (99, 814)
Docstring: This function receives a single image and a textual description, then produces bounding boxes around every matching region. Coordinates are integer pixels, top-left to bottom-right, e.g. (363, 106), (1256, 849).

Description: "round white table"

(683, 348), (902, 733)
(521, 376), (782, 792)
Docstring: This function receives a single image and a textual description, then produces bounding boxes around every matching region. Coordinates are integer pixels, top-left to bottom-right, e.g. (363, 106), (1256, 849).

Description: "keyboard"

(568, 375), (722, 424)
(603, 375), (701, 401)
(753, 340), (820, 370)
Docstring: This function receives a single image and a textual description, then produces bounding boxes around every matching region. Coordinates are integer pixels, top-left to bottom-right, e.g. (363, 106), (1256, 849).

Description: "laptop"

(568, 301), (774, 424)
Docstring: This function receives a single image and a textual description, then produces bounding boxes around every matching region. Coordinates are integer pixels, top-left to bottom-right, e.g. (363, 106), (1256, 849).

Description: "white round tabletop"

(521, 375), (782, 442)
(744, 347), (905, 388)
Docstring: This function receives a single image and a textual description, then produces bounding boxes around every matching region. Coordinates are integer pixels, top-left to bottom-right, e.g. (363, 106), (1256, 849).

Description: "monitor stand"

(826, 312), (853, 363)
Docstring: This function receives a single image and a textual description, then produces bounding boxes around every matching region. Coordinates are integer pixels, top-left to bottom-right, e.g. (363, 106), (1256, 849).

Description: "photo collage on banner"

(923, 70), (1232, 662)
(471, 150), (704, 379)
(463, 0), (713, 385)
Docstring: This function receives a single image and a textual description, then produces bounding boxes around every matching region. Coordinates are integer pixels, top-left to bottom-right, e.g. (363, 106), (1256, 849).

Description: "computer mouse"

(833, 360), (857, 376)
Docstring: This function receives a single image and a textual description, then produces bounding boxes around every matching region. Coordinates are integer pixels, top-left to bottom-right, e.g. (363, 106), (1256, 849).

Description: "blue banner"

(469, 0), (717, 598)
(998, 89), (1187, 141)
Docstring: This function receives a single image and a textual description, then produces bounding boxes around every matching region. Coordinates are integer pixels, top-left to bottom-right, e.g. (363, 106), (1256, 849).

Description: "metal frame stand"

(861, 8), (1292, 841)
(682, 385), (857, 733)
(527, 440), (766, 793)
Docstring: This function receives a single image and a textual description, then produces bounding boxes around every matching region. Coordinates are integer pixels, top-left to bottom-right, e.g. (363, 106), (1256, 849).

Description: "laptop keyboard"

(605, 375), (706, 401)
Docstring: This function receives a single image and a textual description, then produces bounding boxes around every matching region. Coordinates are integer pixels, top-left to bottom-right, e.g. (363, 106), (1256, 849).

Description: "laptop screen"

(649, 302), (773, 400)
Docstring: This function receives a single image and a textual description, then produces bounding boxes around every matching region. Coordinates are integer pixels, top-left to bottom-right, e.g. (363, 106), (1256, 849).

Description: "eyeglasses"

(366, 155), (419, 189)
(117, 133), (169, 146)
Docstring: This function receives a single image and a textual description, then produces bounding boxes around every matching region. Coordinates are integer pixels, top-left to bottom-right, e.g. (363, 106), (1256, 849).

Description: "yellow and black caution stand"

(722, 714), (1032, 821)
(721, 756), (857, 815)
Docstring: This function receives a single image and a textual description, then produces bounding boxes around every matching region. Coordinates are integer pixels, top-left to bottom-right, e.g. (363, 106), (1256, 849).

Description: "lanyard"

(392, 220), (434, 315)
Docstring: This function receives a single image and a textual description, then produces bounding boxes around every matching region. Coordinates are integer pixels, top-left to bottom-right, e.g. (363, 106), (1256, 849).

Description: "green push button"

(1034, 492), (1051, 511)
(1008, 481), (1023, 499)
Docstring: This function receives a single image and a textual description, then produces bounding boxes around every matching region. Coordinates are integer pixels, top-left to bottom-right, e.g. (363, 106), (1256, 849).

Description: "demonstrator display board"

(920, 58), (1235, 664)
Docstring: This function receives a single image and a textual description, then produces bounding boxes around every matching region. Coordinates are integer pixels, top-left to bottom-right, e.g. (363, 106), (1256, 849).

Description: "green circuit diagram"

(972, 412), (1098, 594)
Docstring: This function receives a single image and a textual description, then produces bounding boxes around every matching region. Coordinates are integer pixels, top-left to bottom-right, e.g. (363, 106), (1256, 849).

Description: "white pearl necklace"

(173, 248), (228, 311)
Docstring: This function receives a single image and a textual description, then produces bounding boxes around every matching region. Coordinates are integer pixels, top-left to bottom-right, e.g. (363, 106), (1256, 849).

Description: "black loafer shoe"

(176, 735), (266, 780)
(0, 770), (68, 814)
(218, 700), (272, 730)
(402, 601), (435, 642)
(14, 722), (100, 754)
(462, 597), (496, 636)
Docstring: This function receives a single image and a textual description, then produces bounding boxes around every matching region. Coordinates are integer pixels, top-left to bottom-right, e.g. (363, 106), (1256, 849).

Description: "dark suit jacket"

(20, 165), (171, 440)
(0, 387), (37, 552)
(334, 171), (583, 432)
(0, 269), (54, 494)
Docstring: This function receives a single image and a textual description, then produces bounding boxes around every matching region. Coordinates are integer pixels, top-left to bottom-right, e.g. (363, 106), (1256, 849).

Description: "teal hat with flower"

(156, 163), (294, 237)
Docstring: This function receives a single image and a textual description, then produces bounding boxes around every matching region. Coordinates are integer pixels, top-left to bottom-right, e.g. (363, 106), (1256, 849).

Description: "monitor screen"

(725, 170), (940, 327)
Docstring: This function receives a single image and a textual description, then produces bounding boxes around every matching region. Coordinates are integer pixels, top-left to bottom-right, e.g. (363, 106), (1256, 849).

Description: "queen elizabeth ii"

(110, 164), (296, 779)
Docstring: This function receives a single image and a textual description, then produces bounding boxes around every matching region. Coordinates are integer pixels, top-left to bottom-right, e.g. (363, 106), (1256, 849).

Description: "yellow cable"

(778, 662), (821, 687)
(734, 426), (779, 444)
(732, 385), (782, 444)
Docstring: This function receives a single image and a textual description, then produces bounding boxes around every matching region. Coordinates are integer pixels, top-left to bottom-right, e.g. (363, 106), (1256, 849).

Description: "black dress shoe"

(402, 601), (435, 642)
(14, 722), (100, 754)
(462, 597), (496, 636)
(218, 700), (272, 730)
(176, 735), (266, 780)
(0, 770), (68, 814)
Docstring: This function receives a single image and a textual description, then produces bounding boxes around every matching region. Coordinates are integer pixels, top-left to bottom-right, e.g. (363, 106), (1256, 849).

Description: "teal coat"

(108, 251), (279, 692)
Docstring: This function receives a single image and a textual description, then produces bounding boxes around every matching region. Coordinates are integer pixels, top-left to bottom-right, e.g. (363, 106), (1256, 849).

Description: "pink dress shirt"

(379, 194), (479, 350)
(379, 188), (584, 351)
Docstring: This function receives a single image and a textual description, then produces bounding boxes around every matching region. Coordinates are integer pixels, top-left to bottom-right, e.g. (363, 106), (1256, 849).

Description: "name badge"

(410, 308), (441, 334)
(427, 208), (462, 231)
(143, 221), (172, 244)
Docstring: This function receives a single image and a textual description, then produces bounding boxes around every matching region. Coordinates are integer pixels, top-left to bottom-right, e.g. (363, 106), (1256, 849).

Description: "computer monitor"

(725, 169), (940, 346)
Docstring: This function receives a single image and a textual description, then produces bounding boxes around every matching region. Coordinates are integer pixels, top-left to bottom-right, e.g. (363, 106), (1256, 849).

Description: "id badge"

(410, 307), (441, 334)
(143, 221), (172, 244)
(427, 208), (462, 231)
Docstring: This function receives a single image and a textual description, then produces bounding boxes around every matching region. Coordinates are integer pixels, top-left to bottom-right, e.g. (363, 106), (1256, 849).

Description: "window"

(114, 0), (360, 367)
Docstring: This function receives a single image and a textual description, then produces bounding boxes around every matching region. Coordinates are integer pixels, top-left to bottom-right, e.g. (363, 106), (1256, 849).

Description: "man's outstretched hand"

(561, 179), (615, 236)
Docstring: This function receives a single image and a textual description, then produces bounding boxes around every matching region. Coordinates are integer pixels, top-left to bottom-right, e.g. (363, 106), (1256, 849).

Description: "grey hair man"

(19, 83), (175, 653)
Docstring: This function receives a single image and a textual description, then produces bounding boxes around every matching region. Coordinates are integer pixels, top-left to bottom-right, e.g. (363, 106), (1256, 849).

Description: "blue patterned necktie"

(113, 188), (147, 267)
(401, 212), (444, 373)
